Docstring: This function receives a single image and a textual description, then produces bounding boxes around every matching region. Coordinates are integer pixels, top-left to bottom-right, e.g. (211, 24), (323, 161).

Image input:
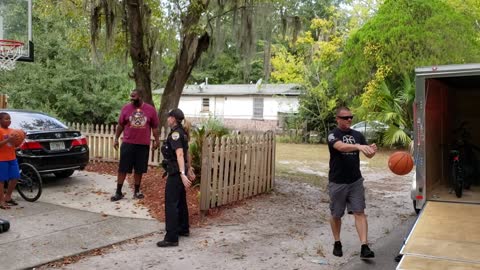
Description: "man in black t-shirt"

(327, 106), (377, 259)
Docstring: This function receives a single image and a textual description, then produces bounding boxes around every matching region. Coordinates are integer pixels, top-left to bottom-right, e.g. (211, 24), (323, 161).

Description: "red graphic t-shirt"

(118, 103), (159, 145)
(0, 128), (16, 161)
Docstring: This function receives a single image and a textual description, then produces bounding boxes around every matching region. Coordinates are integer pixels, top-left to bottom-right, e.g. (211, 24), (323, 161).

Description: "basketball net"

(0, 40), (25, 71)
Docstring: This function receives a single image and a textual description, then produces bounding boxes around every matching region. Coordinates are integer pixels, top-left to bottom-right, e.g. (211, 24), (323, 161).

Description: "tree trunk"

(158, 0), (211, 129)
(263, 33), (271, 82)
(126, 0), (153, 106)
(214, 0), (226, 55)
(239, 1), (254, 82)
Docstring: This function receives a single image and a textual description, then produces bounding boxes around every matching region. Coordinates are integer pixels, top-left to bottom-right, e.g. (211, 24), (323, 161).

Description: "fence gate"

(199, 132), (275, 212)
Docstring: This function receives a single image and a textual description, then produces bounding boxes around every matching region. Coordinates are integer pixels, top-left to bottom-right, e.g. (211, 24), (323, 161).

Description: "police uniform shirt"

(166, 125), (189, 168)
(327, 127), (367, 184)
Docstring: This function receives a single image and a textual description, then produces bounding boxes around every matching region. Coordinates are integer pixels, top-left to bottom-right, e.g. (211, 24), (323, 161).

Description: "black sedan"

(5, 109), (89, 178)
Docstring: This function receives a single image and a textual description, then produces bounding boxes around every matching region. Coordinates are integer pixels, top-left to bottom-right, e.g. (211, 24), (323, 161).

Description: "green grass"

(275, 143), (400, 188)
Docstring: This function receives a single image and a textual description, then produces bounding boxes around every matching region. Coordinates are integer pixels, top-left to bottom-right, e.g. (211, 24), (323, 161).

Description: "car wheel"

(413, 200), (421, 215)
(54, 169), (75, 179)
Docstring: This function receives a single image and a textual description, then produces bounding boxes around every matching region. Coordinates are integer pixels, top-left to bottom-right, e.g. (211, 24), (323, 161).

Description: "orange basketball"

(10, 129), (26, 147)
(388, 151), (414, 175)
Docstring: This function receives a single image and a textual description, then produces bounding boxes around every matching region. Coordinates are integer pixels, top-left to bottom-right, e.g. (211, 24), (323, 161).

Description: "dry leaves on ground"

(85, 162), (203, 226)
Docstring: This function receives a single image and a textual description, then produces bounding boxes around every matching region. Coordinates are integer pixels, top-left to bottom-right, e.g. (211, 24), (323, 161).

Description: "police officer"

(157, 108), (192, 247)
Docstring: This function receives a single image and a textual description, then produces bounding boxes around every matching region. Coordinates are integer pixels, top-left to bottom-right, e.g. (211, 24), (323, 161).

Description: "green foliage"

(353, 74), (414, 146)
(270, 45), (306, 83)
(189, 118), (230, 184)
(276, 134), (303, 144)
(191, 50), (250, 84)
(293, 10), (346, 140)
(336, 0), (480, 97)
(2, 60), (131, 124)
(0, 0), (133, 124)
(299, 84), (338, 139)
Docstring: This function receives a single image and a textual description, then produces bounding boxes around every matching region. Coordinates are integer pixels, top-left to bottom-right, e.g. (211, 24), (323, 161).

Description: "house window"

(202, 98), (210, 112)
(253, 97), (264, 119)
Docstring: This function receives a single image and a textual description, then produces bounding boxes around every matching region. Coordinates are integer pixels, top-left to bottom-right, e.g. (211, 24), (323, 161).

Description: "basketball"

(388, 151), (414, 175)
(10, 129), (26, 147)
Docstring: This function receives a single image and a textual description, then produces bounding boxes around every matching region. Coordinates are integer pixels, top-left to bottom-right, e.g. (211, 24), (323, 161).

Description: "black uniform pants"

(164, 173), (189, 242)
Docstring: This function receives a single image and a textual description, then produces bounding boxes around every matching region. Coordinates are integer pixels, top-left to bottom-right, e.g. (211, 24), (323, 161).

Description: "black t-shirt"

(327, 127), (367, 184)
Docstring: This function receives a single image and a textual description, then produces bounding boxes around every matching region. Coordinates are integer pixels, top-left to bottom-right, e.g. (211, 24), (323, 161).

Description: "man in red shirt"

(111, 90), (160, 201)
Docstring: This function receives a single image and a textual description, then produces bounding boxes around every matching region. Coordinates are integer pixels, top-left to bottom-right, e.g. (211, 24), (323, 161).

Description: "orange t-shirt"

(0, 128), (17, 161)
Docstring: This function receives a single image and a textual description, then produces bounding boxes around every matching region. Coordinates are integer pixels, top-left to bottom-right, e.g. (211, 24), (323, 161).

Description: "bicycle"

(450, 149), (464, 198)
(449, 122), (480, 198)
(3, 162), (42, 202)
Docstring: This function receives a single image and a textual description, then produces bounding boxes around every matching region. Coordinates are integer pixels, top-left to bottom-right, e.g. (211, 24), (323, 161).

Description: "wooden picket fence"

(68, 122), (276, 212)
(67, 122), (167, 166)
(0, 94), (7, 109)
(199, 132), (276, 212)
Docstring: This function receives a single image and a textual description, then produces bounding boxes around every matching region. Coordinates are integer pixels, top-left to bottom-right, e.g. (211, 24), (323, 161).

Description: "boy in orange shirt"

(0, 112), (20, 209)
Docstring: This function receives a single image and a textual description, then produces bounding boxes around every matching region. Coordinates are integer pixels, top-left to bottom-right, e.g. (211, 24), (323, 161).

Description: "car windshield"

(8, 111), (68, 131)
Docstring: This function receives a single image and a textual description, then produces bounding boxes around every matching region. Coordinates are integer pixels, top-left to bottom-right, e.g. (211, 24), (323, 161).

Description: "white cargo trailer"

(398, 64), (480, 269)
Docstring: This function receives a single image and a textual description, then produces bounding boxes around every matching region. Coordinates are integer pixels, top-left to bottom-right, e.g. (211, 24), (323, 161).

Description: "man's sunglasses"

(337, 115), (354, 120)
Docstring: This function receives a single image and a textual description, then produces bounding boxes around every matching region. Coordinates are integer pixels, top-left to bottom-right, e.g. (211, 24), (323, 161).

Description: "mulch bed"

(85, 162), (203, 226)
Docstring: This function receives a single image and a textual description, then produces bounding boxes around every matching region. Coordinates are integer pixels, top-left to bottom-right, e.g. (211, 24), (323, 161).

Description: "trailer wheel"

(413, 200), (421, 215)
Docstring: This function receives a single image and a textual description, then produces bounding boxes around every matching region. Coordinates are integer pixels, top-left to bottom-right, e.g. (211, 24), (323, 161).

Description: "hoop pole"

(28, 0), (32, 41)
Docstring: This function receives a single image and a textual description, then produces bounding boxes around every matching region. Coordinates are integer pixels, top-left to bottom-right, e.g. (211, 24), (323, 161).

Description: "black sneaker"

(394, 254), (403, 262)
(110, 193), (124, 202)
(360, 244), (375, 258)
(333, 241), (343, 257)
(156, 240), (179, 247)
(133, 192), (144, 199)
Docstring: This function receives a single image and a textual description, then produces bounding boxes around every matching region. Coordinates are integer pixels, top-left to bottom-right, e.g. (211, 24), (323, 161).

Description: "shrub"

(189, 118), (230, 185)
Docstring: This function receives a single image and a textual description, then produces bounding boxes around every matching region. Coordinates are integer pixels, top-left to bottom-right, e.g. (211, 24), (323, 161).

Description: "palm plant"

(189, 118), (230, 185)
(356, 74), (415, 147)
(375, 74), (415, 146)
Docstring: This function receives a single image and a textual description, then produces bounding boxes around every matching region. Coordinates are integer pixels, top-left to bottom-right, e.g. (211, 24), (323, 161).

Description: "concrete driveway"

(0, 171), (162, 270)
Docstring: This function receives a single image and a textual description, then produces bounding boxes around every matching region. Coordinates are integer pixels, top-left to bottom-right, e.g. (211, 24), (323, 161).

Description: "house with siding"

(153, 83), (302, 132)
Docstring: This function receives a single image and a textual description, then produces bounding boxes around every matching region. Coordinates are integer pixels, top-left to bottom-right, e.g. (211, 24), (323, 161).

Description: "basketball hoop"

(0, 39), (25, 71)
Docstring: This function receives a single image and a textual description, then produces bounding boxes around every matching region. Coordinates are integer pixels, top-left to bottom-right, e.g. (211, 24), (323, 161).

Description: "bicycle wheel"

(453, 165), (463, 198)
(17, 163), (42, 202)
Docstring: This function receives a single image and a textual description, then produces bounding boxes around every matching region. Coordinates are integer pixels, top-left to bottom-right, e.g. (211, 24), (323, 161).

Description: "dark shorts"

(118, 143), (150, 174)
(0, 159), (20, 182)
(328, 178), (366, 218)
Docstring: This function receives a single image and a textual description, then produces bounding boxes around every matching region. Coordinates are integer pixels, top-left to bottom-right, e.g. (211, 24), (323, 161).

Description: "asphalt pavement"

(0, 171), (163, 270)
(339, 216), (417, 270)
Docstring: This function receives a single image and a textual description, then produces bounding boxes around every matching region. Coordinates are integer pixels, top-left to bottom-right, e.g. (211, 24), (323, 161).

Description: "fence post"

(260, 133), (267, 193)
(227, 137), (236, 203)
(200, 136), (212, 215)
(0, 94), (8, 108)
(233, 136), (242, 201)
(251, 135), (259, 196)
(271, 132), (276, 189)
(244, 136), (252, 198)
(266, 132), (273, 191)
(223, 137), (233, 205)
(238, 135), (246, 200)
(211, 137), (220, 207)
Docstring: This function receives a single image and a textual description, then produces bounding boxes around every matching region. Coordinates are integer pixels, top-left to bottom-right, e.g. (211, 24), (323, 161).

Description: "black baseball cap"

(168, 108), (184, 121)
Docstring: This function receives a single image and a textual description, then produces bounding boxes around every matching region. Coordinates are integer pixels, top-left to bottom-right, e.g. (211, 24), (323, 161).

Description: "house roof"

(153, 83), (302, 96)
